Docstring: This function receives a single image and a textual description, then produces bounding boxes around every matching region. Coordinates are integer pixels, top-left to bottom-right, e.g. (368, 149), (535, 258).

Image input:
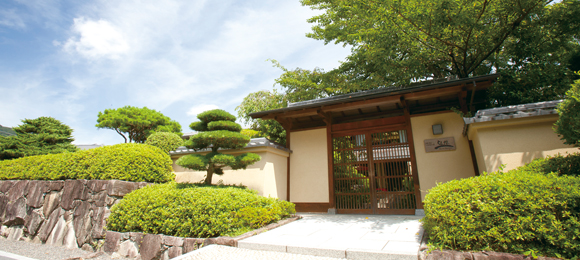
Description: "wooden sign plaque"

(424, 137), (456, 152)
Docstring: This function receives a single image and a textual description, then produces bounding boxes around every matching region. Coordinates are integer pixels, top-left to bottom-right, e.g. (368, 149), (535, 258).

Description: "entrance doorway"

(332, 128), (417, 214)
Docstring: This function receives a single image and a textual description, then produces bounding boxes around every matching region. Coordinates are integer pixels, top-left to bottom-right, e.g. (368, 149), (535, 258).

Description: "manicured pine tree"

(176, 109), (261, 185)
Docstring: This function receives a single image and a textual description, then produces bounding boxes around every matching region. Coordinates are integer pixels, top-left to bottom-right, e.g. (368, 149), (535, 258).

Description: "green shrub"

(422, 170), (580, 259)
(518, 152), (580, 177)
(145, 132), (183, 153)
(554, 79), (580, 147)
(0, 143), (175, 183)
(107, 183), (295, 237)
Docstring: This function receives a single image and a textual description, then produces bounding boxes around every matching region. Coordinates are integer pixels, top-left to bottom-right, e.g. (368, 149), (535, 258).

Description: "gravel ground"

(0, 237), (125, 260)
(0, 238), (342, 260)
(174, 245), (344, 260)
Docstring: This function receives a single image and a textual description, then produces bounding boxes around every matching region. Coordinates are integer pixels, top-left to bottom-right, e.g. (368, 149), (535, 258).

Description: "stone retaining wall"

(0, 179), (149, 251)
(0, 179), (302, 260)
(102, 216), (300, 260)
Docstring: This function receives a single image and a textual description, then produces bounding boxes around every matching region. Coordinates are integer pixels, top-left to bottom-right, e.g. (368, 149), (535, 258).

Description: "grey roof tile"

(464, 100), (563, 124)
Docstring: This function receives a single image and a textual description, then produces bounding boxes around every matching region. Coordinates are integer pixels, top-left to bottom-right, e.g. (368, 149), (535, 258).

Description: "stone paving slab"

(238, 213), (423, 260)
(172, 245), (345, 260)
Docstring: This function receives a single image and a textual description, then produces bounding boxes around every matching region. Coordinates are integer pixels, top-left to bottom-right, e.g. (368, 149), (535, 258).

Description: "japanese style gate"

(329, 115), (420, 214)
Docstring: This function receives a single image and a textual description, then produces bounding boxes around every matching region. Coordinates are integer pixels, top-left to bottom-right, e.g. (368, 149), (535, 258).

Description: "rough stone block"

(118, 240), (139, 258)
(90, 192), (107, 207)
(74, 201), (92, 247)
(0, 225), (8, 237)
(7, 226), (23, 241)
(0, 181), (14, 193)
(81, 243), (95, 252)
(43, 191), (61, 218)
(163, 235), (184, 247)
(4, 197), (27, 226)
(7, 180), (29, 201)
(61, 180), (88, 210)
(107, 180), (139, 197)
(168, 246), (183, 258)
(140, 234), (163, 260)
(44, 181), (65, 192)
(104, 231), (122, 253)
(183, 238), (201, 253)
(87, 180), (108, 193)
(0, 194), (8, 221)
(25, 209), (44, 236)
(214, 236), (235, 247)
(63, 221), (78, 249)
(46, 215), (67, 246)
(91, 207), (108, 239)
(38, 208), (62, 242)
(26, 182), (46, 208)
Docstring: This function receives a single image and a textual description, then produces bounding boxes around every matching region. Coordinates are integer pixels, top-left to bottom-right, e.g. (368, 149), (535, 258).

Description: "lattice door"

(332, 129), (416, 214)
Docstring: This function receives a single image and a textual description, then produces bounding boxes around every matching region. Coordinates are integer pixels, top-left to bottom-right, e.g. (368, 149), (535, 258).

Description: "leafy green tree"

(240, 129), (262, 139)
(236, 89), (288, 145)
(96, 106), (182, 143)
(176, 109), (261, 185)
(0, 117), (78, 160)
(297, 0), (580, 106)
(554, 79), (580, 147)
(145, 132), (184, 154)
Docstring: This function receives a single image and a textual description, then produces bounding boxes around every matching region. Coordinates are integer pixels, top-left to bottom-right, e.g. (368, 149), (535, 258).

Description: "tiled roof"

(464, 100), (562, 124)
(250, 74), (499, 118)
(0, 125), (16, 137)
(169, 137), (291, 155)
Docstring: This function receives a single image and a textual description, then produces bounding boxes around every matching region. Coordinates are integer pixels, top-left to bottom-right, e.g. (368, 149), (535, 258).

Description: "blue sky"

(0, 0), (350, 145)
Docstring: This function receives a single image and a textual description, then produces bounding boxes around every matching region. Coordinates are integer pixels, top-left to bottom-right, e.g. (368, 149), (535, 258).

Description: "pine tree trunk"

(204, 165), (214, 185)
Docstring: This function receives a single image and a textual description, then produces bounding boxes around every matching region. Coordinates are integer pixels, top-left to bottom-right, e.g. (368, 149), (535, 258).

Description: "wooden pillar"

(275, 116), (293, 202)
(402, 99), (423, 210)
(318, 110), (335, 210)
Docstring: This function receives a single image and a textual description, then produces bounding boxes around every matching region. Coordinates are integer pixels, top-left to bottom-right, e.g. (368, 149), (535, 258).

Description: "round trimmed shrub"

(422, 170), (580, 258)
(145, 132), (184, 153)
(107, 183), (295, 238)
(0, 143), (175, 183)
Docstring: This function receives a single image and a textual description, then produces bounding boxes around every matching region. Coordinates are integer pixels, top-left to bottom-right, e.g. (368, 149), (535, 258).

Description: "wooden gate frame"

(326, 104), (423, 214)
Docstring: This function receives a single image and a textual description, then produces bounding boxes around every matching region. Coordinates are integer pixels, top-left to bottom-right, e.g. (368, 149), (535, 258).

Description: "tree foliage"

(238, 0), (580, 145)
(176, 109), (261, 185)
(145, 132), (184, 154)
(236, 88), (288, 145)
(298, 0), (579, 105)
(554, 79), (580, 147)
(0, 117), (78, 160)
(96, 106), (182, 143)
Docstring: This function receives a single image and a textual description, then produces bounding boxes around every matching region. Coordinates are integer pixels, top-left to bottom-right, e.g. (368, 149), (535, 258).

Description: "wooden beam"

(320, 94), (401, 112)
(333, 109), (405, 124)
(403, 85), (463, 101)
(262, 107), (320, 120)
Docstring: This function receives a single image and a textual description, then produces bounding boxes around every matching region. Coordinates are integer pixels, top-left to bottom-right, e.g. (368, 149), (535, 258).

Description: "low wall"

(0, 179), (300, 260)
(0, 180), (148, 251)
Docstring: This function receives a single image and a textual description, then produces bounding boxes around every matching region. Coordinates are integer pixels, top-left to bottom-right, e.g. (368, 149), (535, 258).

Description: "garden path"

(235, 213), (424, 260)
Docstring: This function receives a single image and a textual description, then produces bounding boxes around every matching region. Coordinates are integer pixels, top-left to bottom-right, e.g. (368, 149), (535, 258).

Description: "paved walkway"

(237, 214), (424, 260)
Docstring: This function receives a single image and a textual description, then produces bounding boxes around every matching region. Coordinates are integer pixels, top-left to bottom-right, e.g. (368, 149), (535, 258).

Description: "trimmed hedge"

(0, 143), (175, 183)
(145, 132), (183, 153)
(422, 170), (580, 259)
(518, 152), (580, 177)
(107, 183), (295, 238)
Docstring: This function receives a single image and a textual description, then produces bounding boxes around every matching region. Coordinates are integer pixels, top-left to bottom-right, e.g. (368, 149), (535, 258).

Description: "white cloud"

(187, 104), (220, 118)
(63, 17), (129, 60)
